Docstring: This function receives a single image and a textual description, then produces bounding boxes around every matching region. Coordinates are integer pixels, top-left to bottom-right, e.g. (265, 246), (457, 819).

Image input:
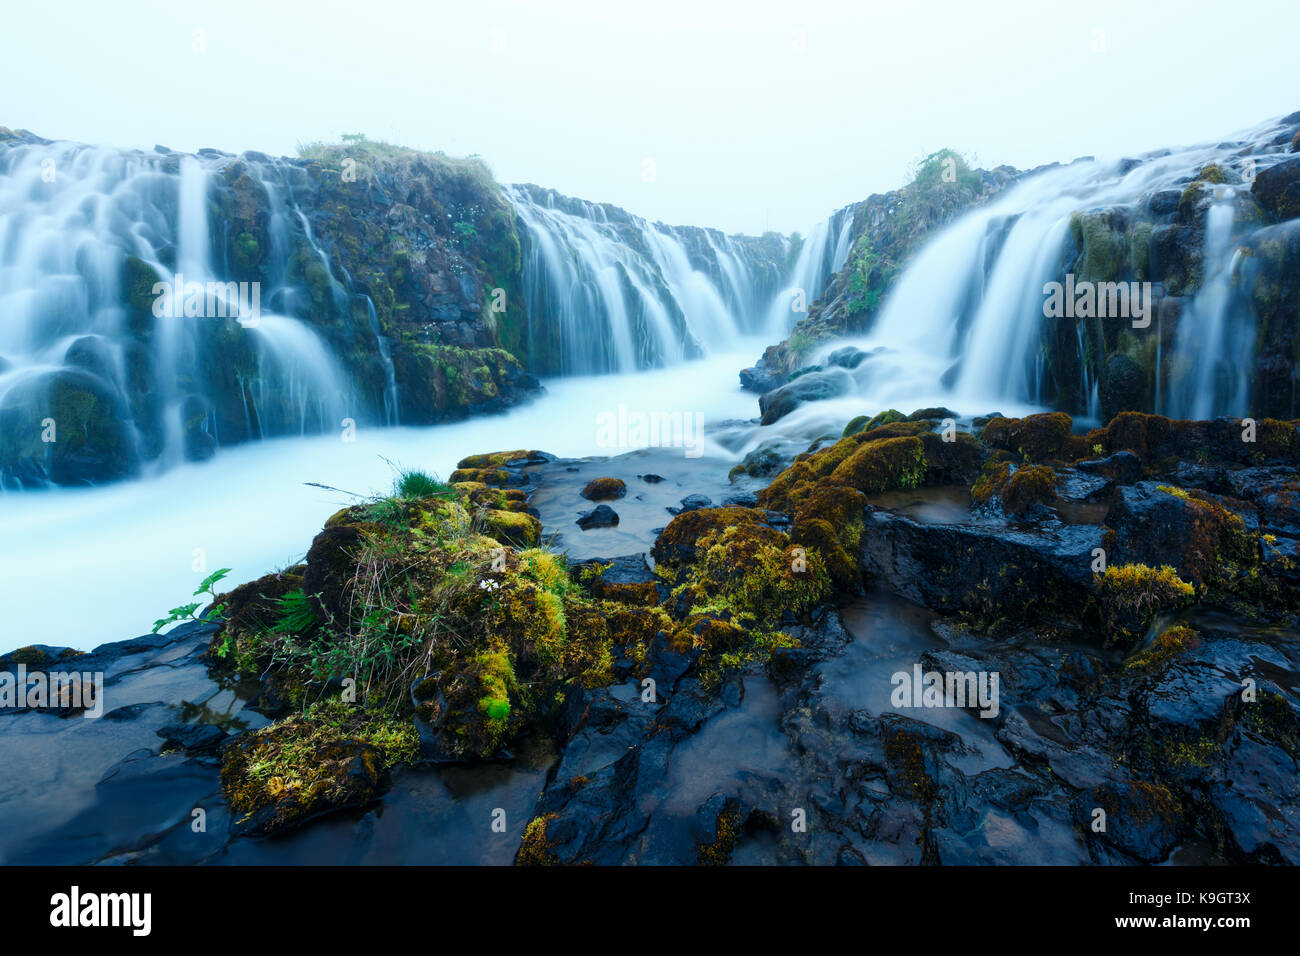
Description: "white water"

(0, 141), (356, 483)
(4, 115), (1298, 652)
(791, 115), (1298, 424)
(0, 345), (766, 653)
(763, 209), (855, 338)
(508, 184), (847, 373)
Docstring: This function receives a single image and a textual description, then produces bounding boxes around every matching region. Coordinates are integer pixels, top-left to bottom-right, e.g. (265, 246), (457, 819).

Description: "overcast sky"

(4, 0), (1298, 234)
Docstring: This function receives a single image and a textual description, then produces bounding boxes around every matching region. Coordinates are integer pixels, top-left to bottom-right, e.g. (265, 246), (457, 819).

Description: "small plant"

(395, 468), (455, 500)
(270, 588), (320, 635)
(1091, 443), (1103, 456)
(153, 568), (231, 634)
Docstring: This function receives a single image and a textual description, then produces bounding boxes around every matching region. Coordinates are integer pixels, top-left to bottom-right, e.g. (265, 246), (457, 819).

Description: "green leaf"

(194, 568), (232, 596)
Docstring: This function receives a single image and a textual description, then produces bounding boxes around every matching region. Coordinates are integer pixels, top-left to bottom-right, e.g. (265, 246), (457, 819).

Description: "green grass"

(394, 467), (456, 501)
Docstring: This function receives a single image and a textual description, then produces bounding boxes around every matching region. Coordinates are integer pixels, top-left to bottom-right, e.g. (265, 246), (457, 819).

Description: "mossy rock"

(580, 477), (627, 501)
(978, 412), (1074, 462)
(220, 700), (416, 836)
(1095, 563), (1195, 647)
(448, 465), (513, 486)
(1123, 625), (1199, 675)
(971, 461), (1057, 516)
(483, 508), (542, 547)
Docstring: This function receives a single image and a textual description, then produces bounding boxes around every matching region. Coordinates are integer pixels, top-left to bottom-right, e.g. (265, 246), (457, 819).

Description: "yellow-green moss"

(482, 508), (541, 546)
(220, 698), (417, 834)
(979, 412), (1073, 462)
(1124, 625), (1199, 674)
(517, 813), (560, 865)
(1096, 563), (1195, 647)
(697, 804), (742, 866)
(580, 476), (627, 501)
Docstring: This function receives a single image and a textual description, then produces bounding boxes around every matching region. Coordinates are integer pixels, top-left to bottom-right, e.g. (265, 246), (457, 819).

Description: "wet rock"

(158, 721), (229, 753)
(1252, 155), (1300, 221)
(666, 494), (712, 515)
(580, 476), (627, 501)
(758, 371), (850, 425)
(579, 553), (659, 605)
(739, 364), (784, 393)
(1052, 467), (1113, 503)
(577, 504), (620, 529)
(860, 510), (1104, 623)
(1086, 780), (1183, 863)
(1100, 353), (1146, 423)
(825, 346), (869, 369)
(1105, 481), (1258, 590)
(728, 443), (785, 481)
(1075, 450), (1143, 484)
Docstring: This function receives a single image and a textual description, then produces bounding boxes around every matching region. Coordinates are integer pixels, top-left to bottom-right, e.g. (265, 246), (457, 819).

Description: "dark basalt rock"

(158, 721), (229, 754)
(739, 364), (784, 394)
(666, 494), (712, 515)
(1100, 353), (1146, 424)
(1105, 481), (1258, 589)
(576, 504), (620, 529)
(1075, 450), (1143, 484)
(1252, 155), (1300, 221)
(860, 509), (1105, 622)
(758, 370), (851, 425)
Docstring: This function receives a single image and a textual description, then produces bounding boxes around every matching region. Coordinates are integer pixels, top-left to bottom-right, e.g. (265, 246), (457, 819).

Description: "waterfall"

(764, 206), (856, 338)
(0, 139), (354, 487)
(781, 114), (1299, 428)
(1167, 195), (1251, 419)
(507, 183), (826, 374)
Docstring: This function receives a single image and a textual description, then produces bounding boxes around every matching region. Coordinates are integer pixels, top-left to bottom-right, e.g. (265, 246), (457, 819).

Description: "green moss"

(220, 698), (416, 835)
(482, 508), (541, 546)
(457, 450), (530, 469)
(1069, 210), (1128, 282)
(7, 646), (48, 667)
(580, 476), (626, 501)
(979, 413), (1073, 462)
(697, 803), (742, 866)
(1241, 690), (1300, 759)
(1123, 625), (1198, 674)
(1096, 563), (1195, 647)
(883, 727), (938, 805)
(829, 435), (926, 495)
(517, 813), (560, 865)
(1007, 464), (1055, 512)
(694, 526), (832, 622)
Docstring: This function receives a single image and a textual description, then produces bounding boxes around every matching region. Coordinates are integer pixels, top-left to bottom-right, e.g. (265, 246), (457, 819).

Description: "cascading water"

(506, 183), (846, 374)
(0, 140), (354, 487)
(764, 114), (1300, 441)
(1169, 196), (1252, 419)
(763, 206), (856, 338)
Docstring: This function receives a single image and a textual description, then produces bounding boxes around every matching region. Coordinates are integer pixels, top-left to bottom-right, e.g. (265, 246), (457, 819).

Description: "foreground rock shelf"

(3, 411), (1298, 864)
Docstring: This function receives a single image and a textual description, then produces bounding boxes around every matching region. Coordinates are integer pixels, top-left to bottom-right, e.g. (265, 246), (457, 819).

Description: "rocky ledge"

(3, 410), (1298, 864)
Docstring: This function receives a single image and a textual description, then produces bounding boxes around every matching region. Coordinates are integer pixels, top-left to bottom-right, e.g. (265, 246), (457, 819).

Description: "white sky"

(3, 0), (1298, 235)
